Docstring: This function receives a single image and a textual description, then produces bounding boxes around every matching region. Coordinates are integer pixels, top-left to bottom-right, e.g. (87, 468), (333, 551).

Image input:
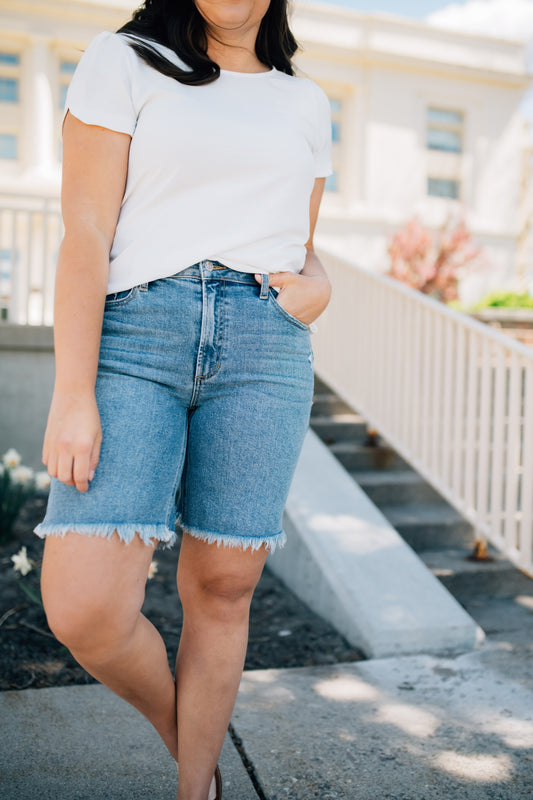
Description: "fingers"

(41, 394), (102, 492)
(88, 436), (102, 483)
(254, 271), (294, 288)
(73, 449), (90, 492)
(57, 446), (75, 487)
(45, 449), (57, 482)
(46, 438), (100, 492)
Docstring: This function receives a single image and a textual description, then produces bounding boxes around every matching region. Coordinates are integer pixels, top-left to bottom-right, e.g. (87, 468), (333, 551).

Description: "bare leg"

(41, 531), (178, 760)
(175, 532), (268, 800)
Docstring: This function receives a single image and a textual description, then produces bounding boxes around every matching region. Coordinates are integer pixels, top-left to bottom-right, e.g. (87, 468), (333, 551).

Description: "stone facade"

(0, 0), (531, 302)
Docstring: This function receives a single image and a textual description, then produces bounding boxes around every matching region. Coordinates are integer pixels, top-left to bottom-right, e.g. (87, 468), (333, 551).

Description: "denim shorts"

(34, 261), (314, 552)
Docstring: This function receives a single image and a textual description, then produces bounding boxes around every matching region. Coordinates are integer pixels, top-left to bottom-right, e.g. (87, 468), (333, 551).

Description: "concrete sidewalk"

(2, 637), (533, 800)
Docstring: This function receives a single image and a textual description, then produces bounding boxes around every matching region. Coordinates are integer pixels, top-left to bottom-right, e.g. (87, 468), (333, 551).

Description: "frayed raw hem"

(180, 523), (287, 554)
(33, 522), (177, 549)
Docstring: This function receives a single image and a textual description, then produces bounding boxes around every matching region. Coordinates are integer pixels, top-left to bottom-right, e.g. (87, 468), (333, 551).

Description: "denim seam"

(196, 278), (225, 381)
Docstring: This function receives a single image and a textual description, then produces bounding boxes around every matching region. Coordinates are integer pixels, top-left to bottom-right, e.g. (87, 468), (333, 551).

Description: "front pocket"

(104, 286), (138, 308)
(268, 290), (309, 331)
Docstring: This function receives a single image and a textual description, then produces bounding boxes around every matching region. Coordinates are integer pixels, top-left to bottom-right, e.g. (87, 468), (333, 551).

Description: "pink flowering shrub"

(387, 216), (486, 303)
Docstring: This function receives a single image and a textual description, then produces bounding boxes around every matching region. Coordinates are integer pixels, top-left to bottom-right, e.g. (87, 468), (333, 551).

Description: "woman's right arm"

(42, 111), (131, 494)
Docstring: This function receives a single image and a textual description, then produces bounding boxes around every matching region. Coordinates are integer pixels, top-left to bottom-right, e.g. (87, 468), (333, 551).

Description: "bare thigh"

(41, 531), (156, 645)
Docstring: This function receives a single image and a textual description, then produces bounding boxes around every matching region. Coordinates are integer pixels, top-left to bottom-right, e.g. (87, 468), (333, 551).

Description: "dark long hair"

(117, 0), (299, 86)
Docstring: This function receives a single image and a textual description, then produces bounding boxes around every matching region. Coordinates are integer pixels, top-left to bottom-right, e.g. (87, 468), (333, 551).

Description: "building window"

(0, 133), (17, 160)
(0, 52), (19, 66)
(0, 77), (18, 103)
(0, 49), (20, 162)
(325, 95), (343, 193)
(428, 178), (460, 200)
(0, 51), (20, 101)
(426, 107), (463, 200)
(59, 59), (77, 109)
(330, 97), (342, 143)
(427, 108), (463, 153)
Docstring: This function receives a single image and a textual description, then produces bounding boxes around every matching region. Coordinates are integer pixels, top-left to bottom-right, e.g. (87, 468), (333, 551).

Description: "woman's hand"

(42, 390), (102, 493)
(255, 271), (331, 326)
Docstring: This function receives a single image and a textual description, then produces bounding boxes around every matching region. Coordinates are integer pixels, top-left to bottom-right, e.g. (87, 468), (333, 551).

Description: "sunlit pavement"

(1, 635), (533, 800)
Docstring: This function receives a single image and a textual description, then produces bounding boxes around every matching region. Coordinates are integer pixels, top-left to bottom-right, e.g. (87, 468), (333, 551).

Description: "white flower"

(35, 471), (51, 490)
(11, 546), (33, 576)
(147, 560), (158, 580)
(2, 448), (21, 468)
(10, 465), (34, 486)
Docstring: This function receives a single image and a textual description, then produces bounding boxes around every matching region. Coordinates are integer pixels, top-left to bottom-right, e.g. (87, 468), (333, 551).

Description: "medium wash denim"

(35, 260), (314, 552)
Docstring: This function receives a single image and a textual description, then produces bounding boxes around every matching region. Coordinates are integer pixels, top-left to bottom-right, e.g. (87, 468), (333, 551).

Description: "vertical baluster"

(504, 352), (522, 555)
(441, 316), (454, 490)
(519, 362), (533, 572)
(25, 211), (34, 324)
(41, 199), (50, 326)
(491, 347), (506, 547)
(464, 331), (479, 513)
(476, 336), (492, 532)
(431, 309), (443, 478)
(452, 324), (466, 501)
(411, 297), (422, 463)
(401, 293), (410, 450)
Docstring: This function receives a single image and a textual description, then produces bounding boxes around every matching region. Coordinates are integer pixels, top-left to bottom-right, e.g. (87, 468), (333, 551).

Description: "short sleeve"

(310, 82), (333, 178)
(63, 31), (137, 136)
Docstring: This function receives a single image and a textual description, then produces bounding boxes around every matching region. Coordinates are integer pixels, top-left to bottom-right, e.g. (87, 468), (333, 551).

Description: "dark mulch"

(0, 497), (364, 691)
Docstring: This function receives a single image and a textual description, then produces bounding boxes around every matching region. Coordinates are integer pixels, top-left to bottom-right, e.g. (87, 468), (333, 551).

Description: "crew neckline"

(219, 66), (276, 76)
(119, 34), (277, 77)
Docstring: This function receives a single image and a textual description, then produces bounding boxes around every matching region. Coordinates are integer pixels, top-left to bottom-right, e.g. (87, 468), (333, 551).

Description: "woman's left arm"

(255, 177), (332, 326)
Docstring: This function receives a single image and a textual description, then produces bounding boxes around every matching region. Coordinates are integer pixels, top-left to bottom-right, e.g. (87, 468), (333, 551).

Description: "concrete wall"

(0, 325), (54, 469)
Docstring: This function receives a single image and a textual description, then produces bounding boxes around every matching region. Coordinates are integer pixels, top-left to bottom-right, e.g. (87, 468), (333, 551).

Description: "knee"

(179, 570), (258, 622)
(43, 589), (136, 659)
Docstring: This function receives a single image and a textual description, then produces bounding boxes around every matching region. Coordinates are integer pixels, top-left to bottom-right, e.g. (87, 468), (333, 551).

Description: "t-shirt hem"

(63, 105), (136, 137)
(105, 259), (304, 294)
(315, 163), (334, 178)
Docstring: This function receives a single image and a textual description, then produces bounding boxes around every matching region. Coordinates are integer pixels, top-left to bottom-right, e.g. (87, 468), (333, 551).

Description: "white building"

(0, 0), (531, 322)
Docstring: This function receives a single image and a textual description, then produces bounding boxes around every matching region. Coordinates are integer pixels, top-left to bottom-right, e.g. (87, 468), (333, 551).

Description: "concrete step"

(327, 440), (412, 471)
(352, 468), (445, 505)
(419, 547), (533, 598)
(311, 414), (368, 444)
(380, 502), (476, 551)
(313, 374), (334, 395)
(311, 392), (355, 417)
(271, 429), (482, 658)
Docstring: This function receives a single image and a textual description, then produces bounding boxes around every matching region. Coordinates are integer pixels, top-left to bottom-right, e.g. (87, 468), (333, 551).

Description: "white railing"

(3, 199), (533, 576)
(314, 248), (533, 579)
(0, 193), (62, 326)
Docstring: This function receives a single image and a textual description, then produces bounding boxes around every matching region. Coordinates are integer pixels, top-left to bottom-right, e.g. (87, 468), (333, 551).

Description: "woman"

(34, 0), (332, 798)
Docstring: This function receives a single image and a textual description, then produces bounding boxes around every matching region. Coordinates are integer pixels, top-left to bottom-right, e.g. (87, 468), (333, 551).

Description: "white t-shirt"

(64, 31), (333, 293)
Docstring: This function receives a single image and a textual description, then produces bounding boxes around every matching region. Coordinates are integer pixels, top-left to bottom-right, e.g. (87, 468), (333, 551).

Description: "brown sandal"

(214, 765), (222, 800)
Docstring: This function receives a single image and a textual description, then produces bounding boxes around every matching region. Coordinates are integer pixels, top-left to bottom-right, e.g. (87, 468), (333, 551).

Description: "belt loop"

(260, 273), (269, 300)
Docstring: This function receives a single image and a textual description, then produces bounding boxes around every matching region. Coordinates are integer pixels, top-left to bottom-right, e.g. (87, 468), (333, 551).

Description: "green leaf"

(17, 580), (43, 607)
